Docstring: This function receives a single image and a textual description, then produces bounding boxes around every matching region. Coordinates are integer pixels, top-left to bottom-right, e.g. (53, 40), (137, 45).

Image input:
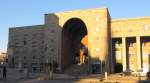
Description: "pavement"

(0, 68), (150, 83)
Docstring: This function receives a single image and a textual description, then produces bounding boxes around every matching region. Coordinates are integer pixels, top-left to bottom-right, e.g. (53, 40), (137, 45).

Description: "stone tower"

(44, 8), (111, 73)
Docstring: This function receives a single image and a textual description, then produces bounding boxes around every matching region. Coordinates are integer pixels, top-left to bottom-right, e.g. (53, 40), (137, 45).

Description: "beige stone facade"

(8, 8), (150, 73)
(0, 52), (7, 63)
(8, 25), (45, 72)
(112, 18), (150, 73)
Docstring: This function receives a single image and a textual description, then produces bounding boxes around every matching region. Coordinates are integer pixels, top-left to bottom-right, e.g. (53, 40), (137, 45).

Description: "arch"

(61, 18), (88, 69)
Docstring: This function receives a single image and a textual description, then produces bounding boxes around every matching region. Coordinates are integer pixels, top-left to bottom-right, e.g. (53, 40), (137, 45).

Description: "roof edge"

(45, 7), (108, 15)
(9, 24), (44, 29)
(112, 16), (150, 22)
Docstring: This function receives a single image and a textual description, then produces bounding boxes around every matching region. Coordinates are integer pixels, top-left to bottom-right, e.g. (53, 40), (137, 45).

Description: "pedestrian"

(146, 71), (150, 80)
(2, 66), (7, 80)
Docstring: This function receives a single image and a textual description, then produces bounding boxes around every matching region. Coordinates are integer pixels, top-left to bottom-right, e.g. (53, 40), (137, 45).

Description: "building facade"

(8, 25), (45, 72)
(0, 52), (7, 64)
(8, 8), (150, 73)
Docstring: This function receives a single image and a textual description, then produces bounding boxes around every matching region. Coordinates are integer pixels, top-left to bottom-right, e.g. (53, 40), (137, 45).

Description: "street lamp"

(50, 55), (54, 79)
(105, 61), (108, 80)
(98, 53), (108, 80)
(99, 58), (103, 73)
(47, 56), (53, 79)
(18, 56), (22, 70)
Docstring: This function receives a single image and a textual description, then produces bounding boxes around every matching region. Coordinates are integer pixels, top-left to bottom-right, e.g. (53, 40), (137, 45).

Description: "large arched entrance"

(61, 18), (88, 70)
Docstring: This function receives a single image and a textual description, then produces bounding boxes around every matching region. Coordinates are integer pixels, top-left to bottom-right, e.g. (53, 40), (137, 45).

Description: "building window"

(128, 28), (132, 32)
(22, 50), (26, 54)
(44, 47), (47, 51)
(143, 53), (148, 57)
(51, 49), (54, 52)
(115, 41), (121, 48)
(95, 27), (99, 32)
(96, 17), (99, 22)
(32, 41), (37, 47)
(95, 47), (100, 52)
(24, 34), (28, 37)
(51, 30), (55, 33)
(32, 45), (36, 48)
(24, 34), (28, 40)
(15, 56), (18, 59)
(32, 34), (37, 37)
(23, 63), (27, 68)
(142, 43), (146, 47)
(50, 39), (54, 42)
(33, 56), (36, 59)
(14, 42), (19, 46)
(23, 56), (26, 60)
(115, 51), (121, 61)
(42, 40), (44, 44)
(23, 41), (27, 45)
(144, 25), (149, 31)
(14, 50), (19, 54)
(41, 56), (45, 58)
(32, 41), (37, 44)
(32, 49), (37, 53)
(129, 43), (134, 47)
(129, 51), (135, 55)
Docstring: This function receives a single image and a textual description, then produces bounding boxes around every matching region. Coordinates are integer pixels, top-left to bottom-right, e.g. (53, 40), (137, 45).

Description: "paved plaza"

(0, 68), (149, 83)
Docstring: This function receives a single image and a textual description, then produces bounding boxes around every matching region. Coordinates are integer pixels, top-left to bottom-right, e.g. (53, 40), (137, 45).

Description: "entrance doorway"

(112, 38), (123, 73)
(61, 18), (88, 69)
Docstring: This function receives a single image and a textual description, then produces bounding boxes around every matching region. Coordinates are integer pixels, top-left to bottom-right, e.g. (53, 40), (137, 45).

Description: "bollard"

(105, 72), (108, 80)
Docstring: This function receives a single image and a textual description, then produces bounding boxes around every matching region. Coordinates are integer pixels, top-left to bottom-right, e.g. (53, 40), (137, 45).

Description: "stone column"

(80, 50), (84, 64)
(122, 37), (127, 71)
(136, 36), (141, 70)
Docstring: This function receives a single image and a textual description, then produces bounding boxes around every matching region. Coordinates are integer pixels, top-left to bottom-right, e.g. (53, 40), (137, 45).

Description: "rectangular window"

(23, 41), (27, 45)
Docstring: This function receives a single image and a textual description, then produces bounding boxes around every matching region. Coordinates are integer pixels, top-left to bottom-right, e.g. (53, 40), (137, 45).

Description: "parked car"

(132, 69), (148, 77)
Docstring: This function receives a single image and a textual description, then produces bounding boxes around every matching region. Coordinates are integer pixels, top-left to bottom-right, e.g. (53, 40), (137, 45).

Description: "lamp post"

(104, 53), (108, 81)
(18, 56), (22, 70)
(50, 56), (53, 79)
(99, 56), (102, 73)
(100, 59), (102, 73)
(47, 56), (53, 79)
(105, 61), (108, 80)
(99, 54), (108, 80)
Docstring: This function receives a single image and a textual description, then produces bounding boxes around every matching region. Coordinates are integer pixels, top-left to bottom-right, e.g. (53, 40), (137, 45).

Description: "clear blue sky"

(0, 0), (150, 52)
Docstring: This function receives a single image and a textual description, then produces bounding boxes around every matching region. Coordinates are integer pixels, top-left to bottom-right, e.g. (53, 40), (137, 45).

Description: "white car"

(132, 68), (149, 77)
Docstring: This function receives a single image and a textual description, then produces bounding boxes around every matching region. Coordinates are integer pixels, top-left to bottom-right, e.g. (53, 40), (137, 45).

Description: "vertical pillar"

(136, 36), (141, 70)
(122, 37), (126, 71)
(148, 55), (150, 71)
(80, 50), (84, 64)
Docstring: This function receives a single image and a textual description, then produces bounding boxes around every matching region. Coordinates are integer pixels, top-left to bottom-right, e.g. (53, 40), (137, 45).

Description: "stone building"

(8, 25), (45, 72)
(0, 52), (7, 64)
(7, 8), (150, 73)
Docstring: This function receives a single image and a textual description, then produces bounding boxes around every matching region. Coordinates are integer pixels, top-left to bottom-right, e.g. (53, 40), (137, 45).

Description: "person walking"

(2, 66), (7, 80)
(146, 71), (150, 80)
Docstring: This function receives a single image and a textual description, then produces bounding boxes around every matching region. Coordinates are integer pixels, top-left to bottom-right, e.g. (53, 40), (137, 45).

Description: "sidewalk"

(0, 68), (150, 83)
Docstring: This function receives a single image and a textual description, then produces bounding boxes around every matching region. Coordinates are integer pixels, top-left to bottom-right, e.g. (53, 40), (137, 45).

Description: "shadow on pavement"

(138, 80), (150, 83)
